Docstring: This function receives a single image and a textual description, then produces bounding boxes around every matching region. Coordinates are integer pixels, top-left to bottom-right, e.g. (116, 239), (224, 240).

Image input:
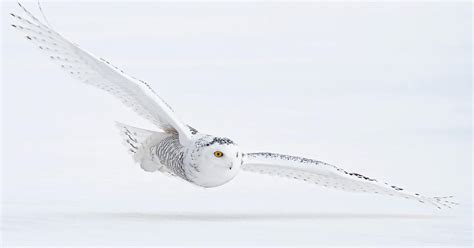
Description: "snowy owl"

(10, 2), (456, 209)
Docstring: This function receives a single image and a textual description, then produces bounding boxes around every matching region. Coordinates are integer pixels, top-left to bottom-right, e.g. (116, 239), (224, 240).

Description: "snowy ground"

(1, 1), (472, 247)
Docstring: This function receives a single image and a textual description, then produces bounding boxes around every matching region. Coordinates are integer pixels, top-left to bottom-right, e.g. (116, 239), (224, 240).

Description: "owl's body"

(152, 135), (187, 179)
(10, 2), (457, 209)
(119, 124), (242, 188)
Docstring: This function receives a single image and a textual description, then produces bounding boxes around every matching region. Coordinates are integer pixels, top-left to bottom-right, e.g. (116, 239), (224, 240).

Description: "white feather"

(10, 2), (193, 145)
(242, 153), (457, 209)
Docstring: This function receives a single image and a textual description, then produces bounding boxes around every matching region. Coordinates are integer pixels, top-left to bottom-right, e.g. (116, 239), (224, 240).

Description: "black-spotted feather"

(10, 2), (193, 144)
(243, 153), (457, 209)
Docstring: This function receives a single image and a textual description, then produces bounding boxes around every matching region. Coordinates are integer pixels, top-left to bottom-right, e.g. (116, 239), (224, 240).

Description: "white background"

(1, 1), (472, 247)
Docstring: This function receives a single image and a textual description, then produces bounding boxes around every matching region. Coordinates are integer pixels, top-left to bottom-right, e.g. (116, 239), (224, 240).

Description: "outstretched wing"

(9, 2), (193, 145)
(242, 152), (457, 209)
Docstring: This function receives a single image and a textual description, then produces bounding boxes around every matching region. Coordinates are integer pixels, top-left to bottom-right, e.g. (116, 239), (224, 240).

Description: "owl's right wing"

(10, 2), (193, 145)
(242, 152), (457, 209)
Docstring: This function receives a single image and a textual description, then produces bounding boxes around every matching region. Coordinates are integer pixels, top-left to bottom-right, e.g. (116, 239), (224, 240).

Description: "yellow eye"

(214, 151), (224, 158)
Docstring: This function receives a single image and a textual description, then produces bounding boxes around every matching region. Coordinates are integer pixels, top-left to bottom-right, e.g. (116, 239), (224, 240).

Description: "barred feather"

(10, 2), (193, 144)
(243, 153), (458, 209)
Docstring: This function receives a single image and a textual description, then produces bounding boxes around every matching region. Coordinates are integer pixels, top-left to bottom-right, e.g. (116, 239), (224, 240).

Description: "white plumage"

(10, 2), (193, 145)
(242, 153), (456, 209)
(10, 2), (457, 209)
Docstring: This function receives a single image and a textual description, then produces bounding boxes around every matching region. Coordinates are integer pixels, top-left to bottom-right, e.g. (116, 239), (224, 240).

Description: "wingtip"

(115, 121), (126, 128)
(431, 196), (459, 210)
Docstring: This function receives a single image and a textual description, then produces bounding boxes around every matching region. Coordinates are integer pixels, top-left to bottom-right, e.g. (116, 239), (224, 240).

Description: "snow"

(1, 1), (472, 247)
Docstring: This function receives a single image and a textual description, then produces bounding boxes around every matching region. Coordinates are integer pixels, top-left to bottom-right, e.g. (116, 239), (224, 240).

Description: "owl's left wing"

(9, 2), (194, 145)
(242, 152), (457, 209)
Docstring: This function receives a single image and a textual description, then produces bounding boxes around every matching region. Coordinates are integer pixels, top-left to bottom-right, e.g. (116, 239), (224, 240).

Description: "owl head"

(184, 135), (242, 187)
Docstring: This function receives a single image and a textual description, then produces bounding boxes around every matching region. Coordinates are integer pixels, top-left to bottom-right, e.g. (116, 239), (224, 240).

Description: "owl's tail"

(115, 122), (172, 173)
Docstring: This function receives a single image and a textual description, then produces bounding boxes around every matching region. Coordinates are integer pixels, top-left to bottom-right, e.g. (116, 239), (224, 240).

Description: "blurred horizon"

(1, 1), (472, 247)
